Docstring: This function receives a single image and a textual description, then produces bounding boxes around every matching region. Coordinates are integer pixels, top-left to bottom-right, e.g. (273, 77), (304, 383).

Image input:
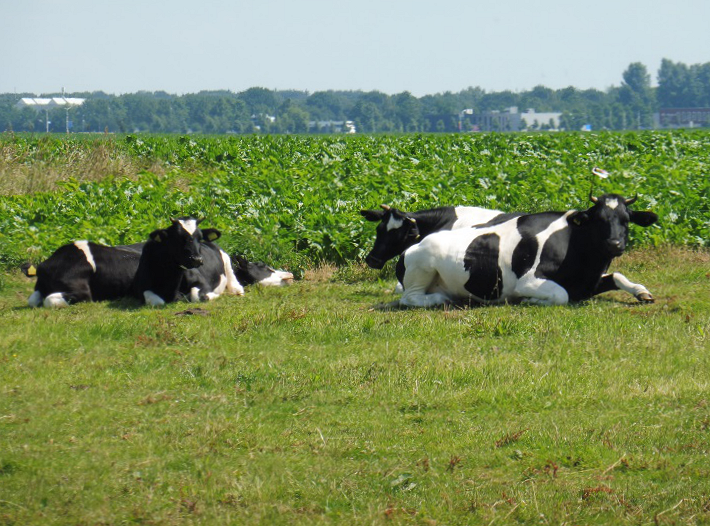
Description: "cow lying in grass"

(132, 218), (241, 306)
(391, 194), (657, 308)
(232, 255), (294, 287)
(362, 201), (657, 303)
(24, 242), (143, 308)
(23, 219), (292, 308)
(360, 205), (510, 269)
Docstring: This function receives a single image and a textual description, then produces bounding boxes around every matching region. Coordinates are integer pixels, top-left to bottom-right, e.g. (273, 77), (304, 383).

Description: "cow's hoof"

(636, 292), (654, 303)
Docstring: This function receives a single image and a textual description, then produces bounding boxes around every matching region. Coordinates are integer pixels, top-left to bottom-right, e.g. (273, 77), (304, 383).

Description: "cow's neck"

(410, 207), (456, 237)
(568, 228), (615, 280)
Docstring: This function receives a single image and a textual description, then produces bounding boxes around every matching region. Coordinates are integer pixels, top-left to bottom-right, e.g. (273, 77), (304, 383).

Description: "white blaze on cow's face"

(364, 210), (420, 269)
(606, 198), (619, 210)
(179, 219), (198, 235)
(386, 216), (404, 231)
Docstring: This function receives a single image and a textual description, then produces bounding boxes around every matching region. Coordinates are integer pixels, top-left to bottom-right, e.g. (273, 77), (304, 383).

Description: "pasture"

(1, 132), (709, 524)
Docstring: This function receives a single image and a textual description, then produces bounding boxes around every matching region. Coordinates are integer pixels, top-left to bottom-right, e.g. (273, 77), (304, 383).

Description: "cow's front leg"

(398, 266), (450, 308)
(143, 290), (166, 307)
(515, 276), (569, 306)
(595, 273), (654, 303)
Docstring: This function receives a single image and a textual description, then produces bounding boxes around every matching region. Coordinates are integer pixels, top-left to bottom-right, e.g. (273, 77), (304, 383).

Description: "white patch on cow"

(212, 274), (228, 296)
(219, 250), (245, 295)
(144, 290), (166, 307)
(606, 198), (619, 210)
(205, 292), (220, 301)
(512, 212), (575, 305)
(179, 219), (198, 235)
(518, 283), (569, 305)
(452, 206), (504, 228)
(189, 287), (201, 302)
(44, 292), (69, 308)
(399, 227), (488, 307)
(28, 290), (43, 308)
(258, 270), (294, 287)
(74, 240), (97, 272)
(386, 216), (404, 231)
(611, 272), (651, 299)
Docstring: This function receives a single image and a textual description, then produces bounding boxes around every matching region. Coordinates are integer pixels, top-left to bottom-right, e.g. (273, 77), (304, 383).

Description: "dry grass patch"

(0, 136), (164, 195)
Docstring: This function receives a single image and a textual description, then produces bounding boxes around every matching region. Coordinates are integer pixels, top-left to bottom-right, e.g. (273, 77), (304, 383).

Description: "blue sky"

(2, 0), (709, 96)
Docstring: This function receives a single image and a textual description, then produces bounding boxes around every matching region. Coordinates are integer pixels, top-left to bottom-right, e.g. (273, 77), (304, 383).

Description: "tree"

(352, 100), (382, 133)
(305, 91), (349, 121)
(618, 62), (655, 128)
(239, 87), (278, 115)
(393, 91), (421, 132)
(657, 59), (690, 108)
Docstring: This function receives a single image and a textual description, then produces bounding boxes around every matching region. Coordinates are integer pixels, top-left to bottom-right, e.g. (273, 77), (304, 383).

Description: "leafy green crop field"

(0, 132), (709, 525)
(0, 131), (708, 273)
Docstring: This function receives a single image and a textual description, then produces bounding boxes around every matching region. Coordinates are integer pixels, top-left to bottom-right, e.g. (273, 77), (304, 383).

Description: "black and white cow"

(133, 218), (243, 306)
(394, 194), (658, 308)
(361, 205), (510, 269)
(24, 241), (144, 308)
(232, 255), (294, 287)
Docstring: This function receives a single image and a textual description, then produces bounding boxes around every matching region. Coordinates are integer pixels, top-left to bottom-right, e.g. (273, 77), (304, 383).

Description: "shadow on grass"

(104, 297), (144, 311)
(371, 295), (652, 311)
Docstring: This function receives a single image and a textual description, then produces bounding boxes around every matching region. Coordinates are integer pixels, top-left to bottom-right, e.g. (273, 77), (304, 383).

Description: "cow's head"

(233, 255), (294, 286)
(569, 194), (658, 256)
(149, 218), (221, 270)
(360, 205), (420, 269)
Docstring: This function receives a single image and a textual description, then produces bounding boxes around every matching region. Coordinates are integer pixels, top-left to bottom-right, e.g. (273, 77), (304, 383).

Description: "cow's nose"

(606, 240), (624, 254)
(365, 255), (385, 269)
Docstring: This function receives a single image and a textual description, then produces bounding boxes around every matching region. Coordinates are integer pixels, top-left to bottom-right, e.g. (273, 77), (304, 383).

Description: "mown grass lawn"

(1, 247), (709, 525)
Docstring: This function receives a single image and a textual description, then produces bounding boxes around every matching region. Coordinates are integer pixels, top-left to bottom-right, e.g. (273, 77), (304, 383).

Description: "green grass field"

(1, 246), (709, 525)
(1, 131), (708, 524)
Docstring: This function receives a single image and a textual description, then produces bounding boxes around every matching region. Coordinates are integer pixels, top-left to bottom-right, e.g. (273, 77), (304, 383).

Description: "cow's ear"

(630, 210), (658, 227)
(149, 229), (168, 243)
(201, 228), (221, 242)
(360, 209), (386, 221)
(406, 217), (420, 239)
(20, 262), (36, 277)
(569, 211), (589, 226)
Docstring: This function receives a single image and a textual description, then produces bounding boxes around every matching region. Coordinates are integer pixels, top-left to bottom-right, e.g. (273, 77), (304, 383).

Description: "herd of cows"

(21, 188), (658, 310)
(22, 218), (294, 308)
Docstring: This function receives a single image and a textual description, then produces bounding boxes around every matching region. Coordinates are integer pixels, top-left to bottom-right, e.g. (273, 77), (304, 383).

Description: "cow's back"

(88, 244), (142, 301)
(34, 243), (94, 297)
(451, 206), (509, 229)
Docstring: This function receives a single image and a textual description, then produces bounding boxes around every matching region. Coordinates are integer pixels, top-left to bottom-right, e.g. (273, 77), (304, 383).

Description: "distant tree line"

(2, 59), (710, 134)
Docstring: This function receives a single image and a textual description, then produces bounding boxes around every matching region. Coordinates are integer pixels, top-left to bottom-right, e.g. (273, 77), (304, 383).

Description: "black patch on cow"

(463, 233), (503, 300)
(511, 236), (538, 278)
(510, 213), (561, 278)
(477, 212), (522, 228)
(31, 242), (142, 305)
(535, 226), (607, 302)
(395, 255), (406, 288)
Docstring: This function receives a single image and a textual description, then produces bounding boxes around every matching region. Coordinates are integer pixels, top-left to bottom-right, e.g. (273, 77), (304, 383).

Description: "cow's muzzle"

(181, 255), (204, 269)
(365, 255), (386, 269)
(606, 240), (625, 256)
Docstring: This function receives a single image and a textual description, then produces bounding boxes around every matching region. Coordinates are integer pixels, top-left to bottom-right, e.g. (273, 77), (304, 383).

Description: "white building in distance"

(15, 96), (85, 132)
